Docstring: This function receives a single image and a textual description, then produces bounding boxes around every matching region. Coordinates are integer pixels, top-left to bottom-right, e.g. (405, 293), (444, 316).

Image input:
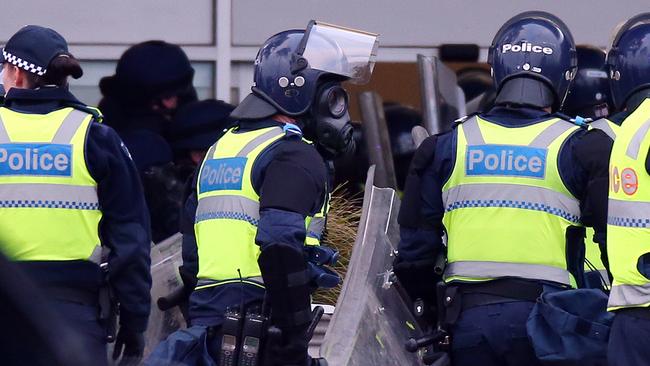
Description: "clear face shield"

(299, 21), (379, 85)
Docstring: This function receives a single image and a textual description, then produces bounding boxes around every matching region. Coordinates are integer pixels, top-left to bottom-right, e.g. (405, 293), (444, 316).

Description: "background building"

(1, 0), (647, 111)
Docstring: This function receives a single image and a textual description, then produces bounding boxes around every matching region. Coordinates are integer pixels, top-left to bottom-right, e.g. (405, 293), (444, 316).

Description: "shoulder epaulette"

(282, 123), (303, 138)
(454, 113), (478, 124)
(552, 112), (589, 129)
(64, 102), (104, 123)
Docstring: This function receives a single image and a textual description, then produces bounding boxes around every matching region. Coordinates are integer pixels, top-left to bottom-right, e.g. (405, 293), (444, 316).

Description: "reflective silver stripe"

(443, 183), (580, 223)
(0, 111), (11, 143)
(0, 109), (89, 144)
(0, 183), (99, 209)
(529, 120), (576, 148)
(87, 245), (102, 264)
(461, 116), (485, 145)
(445, 261), (572, 285)
(462, 117), (574, 149)
(52, 109), (89, 144)
(626, 117), (650, 159)
(196, 276), (264, 288)
(236, 127), (284, 157)
(609, 282), (650, 308)
(195, 195), (260, 224)
(307, 217), (326, 239)
(608, 199), (650, 227)
(205, 143), (218, 160)
(591, 119), (616, 140)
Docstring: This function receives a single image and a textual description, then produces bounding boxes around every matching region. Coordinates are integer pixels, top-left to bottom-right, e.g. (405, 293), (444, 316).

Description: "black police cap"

(2, 25), (69, 76)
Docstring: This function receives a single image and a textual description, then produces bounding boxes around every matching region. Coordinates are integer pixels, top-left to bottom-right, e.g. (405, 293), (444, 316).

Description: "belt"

(617, 307), (650, 321)
(46, 286), (98, 306)
(458, 279), (544, 310)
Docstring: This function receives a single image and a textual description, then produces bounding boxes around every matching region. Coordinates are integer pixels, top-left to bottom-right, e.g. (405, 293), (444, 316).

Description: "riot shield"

(359, 91), (398, 189)
(144, 233), (186, 356)
(417, 54), (466, 135)
(320, 166), (424, 366)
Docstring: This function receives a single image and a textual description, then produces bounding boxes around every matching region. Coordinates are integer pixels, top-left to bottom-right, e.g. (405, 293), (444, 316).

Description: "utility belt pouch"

(98, 285), (117, 343)
(442, 285), (461, 327)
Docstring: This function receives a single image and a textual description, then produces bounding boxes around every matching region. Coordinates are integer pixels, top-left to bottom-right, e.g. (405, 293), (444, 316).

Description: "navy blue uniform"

(181, 119), (328, 327)
(397, 106), (611, 366)
(2, 87), (152, 363)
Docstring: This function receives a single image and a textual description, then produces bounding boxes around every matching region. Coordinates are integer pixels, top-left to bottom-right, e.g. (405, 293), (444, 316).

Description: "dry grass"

(312, 184), (363, 305)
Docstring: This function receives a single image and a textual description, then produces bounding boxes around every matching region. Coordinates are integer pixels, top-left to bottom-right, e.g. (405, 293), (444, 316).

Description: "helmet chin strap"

(495, 77), (557, 111)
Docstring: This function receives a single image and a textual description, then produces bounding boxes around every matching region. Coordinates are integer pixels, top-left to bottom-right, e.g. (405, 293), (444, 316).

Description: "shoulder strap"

(590, 118), (616, 140)
(64, 102), (103, 123)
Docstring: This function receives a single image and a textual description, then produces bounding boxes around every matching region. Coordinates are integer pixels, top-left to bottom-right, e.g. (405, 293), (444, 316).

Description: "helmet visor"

(301, 21), (379, 85)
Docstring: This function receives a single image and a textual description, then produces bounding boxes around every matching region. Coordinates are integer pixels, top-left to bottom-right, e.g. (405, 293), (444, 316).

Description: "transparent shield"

(320, 166), (425, 365)
(302, 21), (379, 85)
(144, 233), (186, 357)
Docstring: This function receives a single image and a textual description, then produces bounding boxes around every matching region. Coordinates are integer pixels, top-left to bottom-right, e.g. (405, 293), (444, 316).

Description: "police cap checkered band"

(2, 25), (69, 77)
(2, 49), (46, 76)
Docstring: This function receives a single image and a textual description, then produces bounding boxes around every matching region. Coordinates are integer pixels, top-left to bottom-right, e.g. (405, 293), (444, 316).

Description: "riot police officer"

(395, 12), (611, 365)
(148, 21), (377, 365)
(562, 45), (614, 290)
(0, 26), (152, 365)
(563, 45), (613, 120)
(604, 13), (650, 366)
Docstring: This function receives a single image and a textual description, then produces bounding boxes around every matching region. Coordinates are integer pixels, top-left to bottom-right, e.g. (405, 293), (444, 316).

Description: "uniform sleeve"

(570, 129), (613, 273)
(86, 122), (152, 333)
(571, 129), (612, 243)
(256, 140), (327, 251)
(179, 171), (199, 290)
(397, 134), (448, 262)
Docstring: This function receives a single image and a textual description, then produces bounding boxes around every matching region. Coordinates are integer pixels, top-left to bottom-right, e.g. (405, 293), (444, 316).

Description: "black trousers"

(608, 311), (650, 366)
(52, 299), (108, 366)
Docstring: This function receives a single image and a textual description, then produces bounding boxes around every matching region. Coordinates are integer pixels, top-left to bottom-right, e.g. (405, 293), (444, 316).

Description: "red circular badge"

(621, 167), (639, 195)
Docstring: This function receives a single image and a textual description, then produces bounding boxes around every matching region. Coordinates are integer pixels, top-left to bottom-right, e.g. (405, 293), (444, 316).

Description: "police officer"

(395, 12), (611, 365)
(604, 13), (650, 366)
(149, 21), (377, 365)
(0, 26), (152, 365)
(563, 45), (613, 120)
(562, 45), (614, 290)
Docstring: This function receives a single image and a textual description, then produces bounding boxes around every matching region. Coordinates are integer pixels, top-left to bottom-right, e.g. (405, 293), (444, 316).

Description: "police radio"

(238, 307), (266, 366)
(220, 307), (244, 366)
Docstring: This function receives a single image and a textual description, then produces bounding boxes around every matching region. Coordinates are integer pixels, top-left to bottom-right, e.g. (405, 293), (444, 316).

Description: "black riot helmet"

(231, 21), (379, 158)
(562, 45), (612, 119)
(488, 11), (577, 111)
(606, 13), (650, 111)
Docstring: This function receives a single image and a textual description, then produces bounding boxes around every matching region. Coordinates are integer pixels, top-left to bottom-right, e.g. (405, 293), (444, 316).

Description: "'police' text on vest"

(465, 144), (547, 178)
(199, 157), (246, 193)
(0, 143), (72, 176)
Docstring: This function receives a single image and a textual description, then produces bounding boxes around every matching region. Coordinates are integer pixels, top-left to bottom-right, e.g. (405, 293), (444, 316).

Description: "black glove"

(112, 327), (145, 366)
(267, 324), (310, 366)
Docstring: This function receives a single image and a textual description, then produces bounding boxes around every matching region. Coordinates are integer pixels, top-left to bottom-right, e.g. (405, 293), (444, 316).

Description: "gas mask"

(303, 82), (355, 159)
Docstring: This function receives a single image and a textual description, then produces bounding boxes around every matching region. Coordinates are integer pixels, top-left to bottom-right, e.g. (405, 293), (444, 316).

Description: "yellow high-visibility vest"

(442, 116), (582, 287)
(607, 98), (650, 311)
(0, 107), (102, 263)
(194, 126), (327, 290)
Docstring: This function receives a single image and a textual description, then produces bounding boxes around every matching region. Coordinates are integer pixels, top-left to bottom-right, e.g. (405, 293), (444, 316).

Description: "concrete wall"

(1, 0), (647, 104)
